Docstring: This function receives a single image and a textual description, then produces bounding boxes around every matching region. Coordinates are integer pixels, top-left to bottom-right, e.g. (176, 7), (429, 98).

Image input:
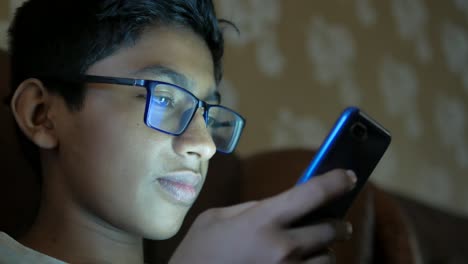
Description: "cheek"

(201, 160), (209, 180)
(56, 96), (174, 229)
(63, 91), (162, 173)
(61, 98), (153, 182)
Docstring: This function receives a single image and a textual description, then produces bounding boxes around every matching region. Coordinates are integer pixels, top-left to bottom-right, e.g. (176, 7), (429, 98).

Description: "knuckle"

(195, 208), (221, 225)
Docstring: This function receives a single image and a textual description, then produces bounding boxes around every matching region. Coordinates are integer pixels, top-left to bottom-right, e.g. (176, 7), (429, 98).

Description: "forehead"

(86, 25), (216, 97)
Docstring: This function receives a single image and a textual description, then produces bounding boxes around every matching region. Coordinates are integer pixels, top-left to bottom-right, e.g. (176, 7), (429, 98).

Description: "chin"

(145, 224), (183, 240)
(142, 212), (187, 240)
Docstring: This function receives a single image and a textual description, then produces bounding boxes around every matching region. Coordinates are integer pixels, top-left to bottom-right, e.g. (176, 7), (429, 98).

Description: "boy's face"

(52, 26), (218, 239)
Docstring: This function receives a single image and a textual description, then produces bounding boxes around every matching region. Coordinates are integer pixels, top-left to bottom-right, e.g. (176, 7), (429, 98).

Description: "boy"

(2, 0), (356, 263)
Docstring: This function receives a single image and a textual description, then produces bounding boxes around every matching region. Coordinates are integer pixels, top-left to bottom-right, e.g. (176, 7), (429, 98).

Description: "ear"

(10, 78), (58, 149)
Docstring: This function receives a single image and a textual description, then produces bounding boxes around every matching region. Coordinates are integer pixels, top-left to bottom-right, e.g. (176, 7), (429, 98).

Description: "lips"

(156, 171), (201, 205)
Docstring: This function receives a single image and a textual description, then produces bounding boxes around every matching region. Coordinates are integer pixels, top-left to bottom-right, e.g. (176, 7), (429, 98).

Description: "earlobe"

(10, 78), (58, 149)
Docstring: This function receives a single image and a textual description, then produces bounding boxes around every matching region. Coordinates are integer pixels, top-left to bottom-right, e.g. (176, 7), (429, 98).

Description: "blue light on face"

(148, 94), (175, 129)
(147, 106), (164, 128)
(178, 108), (194, 131)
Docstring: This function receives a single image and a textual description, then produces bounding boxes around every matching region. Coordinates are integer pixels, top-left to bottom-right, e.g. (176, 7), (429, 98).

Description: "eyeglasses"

(83, 75), (245, 154)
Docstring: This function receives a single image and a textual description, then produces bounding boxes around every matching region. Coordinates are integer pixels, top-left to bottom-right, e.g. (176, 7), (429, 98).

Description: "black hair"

(7, 0), (234, 180)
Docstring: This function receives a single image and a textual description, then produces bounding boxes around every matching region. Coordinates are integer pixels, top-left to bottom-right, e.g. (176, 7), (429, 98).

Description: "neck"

(18, 179), (145, 264)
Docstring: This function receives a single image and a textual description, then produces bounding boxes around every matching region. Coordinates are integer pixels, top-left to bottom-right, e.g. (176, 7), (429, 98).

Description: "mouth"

(156, 171), (201, 205)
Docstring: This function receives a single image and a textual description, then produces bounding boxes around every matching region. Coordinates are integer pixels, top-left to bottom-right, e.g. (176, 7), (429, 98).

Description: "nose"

(172, 109), (216, 160)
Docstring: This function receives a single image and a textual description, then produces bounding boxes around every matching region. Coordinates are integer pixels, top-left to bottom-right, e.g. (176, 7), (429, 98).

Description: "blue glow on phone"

(296, 107), (359, 185)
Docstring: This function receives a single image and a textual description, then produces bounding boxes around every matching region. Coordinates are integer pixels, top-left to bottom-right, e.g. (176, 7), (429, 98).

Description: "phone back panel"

(294, 107), (391, 224)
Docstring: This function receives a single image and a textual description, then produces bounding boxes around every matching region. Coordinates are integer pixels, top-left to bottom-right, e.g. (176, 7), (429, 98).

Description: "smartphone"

(293, 106), (391, 225)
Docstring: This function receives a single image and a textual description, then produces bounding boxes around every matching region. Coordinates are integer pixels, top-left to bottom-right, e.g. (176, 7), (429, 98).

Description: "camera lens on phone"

(351, 122), (368, 141)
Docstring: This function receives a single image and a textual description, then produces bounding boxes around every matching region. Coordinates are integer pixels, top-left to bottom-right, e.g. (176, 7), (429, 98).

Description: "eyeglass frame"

(81, 74), (245, 154)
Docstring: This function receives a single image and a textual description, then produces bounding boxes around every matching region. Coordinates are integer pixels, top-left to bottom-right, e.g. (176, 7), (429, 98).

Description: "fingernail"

(346, 170), (357, 185)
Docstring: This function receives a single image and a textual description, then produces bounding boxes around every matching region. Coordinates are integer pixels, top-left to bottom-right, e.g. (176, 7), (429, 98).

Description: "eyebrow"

(134, 65), (221, 104)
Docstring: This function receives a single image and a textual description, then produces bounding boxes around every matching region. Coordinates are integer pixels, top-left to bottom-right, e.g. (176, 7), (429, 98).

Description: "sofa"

(1, 49), (468, 264)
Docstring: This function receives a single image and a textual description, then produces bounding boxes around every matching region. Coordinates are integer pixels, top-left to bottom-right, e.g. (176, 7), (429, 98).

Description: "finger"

(259, 169), (356, 225)
(212, 201), (259, 219)
(286, 220), (352, 255)
(304, 248), (336, 264)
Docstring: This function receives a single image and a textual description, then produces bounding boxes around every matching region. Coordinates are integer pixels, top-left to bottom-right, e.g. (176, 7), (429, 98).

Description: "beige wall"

(0, 1), (11, 50)
(1, 0), (467, 216)
(214, 0), (468, 216)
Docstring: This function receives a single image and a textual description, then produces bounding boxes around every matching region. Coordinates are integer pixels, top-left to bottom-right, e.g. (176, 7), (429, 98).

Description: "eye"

(207, 117), (234, 128)
(151, 95), (174, 108)
(206, 116), (216, 126)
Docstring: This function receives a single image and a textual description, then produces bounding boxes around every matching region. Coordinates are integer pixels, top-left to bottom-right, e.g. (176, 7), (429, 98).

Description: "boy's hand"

(169, 169), (356, 264)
